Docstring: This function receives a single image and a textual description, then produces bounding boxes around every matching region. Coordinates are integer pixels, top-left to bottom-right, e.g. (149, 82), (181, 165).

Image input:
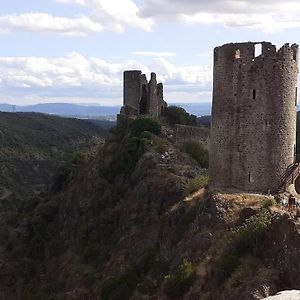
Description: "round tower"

(209, 42), (298, 193)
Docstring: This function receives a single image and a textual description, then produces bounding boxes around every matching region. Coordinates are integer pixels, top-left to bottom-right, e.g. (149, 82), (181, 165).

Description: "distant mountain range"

(0, 102), (212, 118)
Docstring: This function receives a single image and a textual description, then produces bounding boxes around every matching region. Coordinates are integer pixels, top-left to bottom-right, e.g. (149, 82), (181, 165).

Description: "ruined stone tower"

(209, 42), (299, 193)
(121, 70), (167, 117)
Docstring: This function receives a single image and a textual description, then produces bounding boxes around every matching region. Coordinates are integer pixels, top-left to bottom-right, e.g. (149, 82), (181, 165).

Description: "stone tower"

(209, 42), (299, 193)
(121, 70), (167, 117)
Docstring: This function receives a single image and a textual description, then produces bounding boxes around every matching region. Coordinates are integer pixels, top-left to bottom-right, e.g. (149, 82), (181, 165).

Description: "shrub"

(185, 176), (208, 195)
(262, 197), (277, 208)
(217, 209), (272, 280)
(51, 165), (71, 193)
(101, 248), (157, 300)
(164, 259), (196, 298)
(155, 138), (167, 154)
(183, 140), (209, 168)
(101, 135), (147, 181)
(140, 131), (152, 139)
(231, 209), (272, 254)
(163, 106), (197, 127)
(129, 118), (161, 137)
(72, 152), (87, 165)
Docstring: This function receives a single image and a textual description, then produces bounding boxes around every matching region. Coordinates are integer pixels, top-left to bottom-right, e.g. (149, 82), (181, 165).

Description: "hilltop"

(1, 111), (300, 299)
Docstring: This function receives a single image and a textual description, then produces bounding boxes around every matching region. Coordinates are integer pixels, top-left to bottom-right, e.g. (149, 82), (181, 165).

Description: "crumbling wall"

(175, 124), (209, 145)
(209, 42), (298, 193)
(121, 70), (167, 117)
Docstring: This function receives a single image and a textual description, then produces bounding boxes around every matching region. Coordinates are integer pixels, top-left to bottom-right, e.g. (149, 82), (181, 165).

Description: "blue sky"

(0, 0), (300, 105)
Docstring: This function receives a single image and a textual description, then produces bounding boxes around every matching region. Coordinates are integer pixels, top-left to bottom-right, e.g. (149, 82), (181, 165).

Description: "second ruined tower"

(209, 42), (299, 193)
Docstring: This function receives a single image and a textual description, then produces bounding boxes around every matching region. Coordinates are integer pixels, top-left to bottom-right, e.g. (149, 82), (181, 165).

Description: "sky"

(0, 0), (300, 106)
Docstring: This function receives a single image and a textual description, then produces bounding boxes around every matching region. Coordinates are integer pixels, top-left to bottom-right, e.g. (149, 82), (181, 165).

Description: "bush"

(72, 152), (87, 165)
(231, 209), (272, 254)
(51, 165), (71, 193)
(185, 176), (208, 195)
(140, 131), (152, 139)
(183, 140), (209, 168)
(101, 248), (157, 300)
(262, 197), (277, 208)
(163, 106), (197, 127)
(217, 209), (272, 280)
(130, 118), (161, 137)
(164, 259), (196, 298)
(155, 138), (167, 154)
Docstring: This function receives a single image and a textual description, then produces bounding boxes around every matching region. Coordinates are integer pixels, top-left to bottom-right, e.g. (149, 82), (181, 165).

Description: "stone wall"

(209, 42), (298, 193)
(175, 124), (209, 145)
(121, 70), (167, 117)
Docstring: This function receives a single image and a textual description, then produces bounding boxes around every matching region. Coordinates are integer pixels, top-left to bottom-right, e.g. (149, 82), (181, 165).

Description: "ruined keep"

(120, 70), (167, 117)
(209, 42), (299, 193)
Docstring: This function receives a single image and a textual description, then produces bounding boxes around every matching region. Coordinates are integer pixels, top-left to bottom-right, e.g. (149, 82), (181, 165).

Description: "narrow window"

(293, 50), (297, 61)
(248, 172), (251, 183)
(295, 87), (298, 106)
(255, 44), (262, 57)
(235, 49), (241, 59)
(252, 89), (256, 100)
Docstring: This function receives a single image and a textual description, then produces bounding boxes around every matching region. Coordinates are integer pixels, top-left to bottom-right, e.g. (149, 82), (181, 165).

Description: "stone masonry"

(175, 124), (209, 145)
(121, 70), (167, 117)
(209, 42), (299, 193)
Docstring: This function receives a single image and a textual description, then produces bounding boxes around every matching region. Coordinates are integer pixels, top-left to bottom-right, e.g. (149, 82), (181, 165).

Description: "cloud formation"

(0, 0), (152, 36)
(0, 13), (104, 36)
(0, 53), (212, 105)
(56, 0), (153, 32)
(0, 0), (299, 35)
(141, 0), (300, 33)
(130, 51), (176, 57)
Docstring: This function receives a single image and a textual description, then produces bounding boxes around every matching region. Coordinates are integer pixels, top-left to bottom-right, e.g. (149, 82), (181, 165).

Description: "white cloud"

(1, 0), (300, 36)
(56, 0), (153, 32)
(0, 53), (212, 105)
(0, 13), (103, 36)
(130, 51), (176, 57)
(0, 0), (153, 36)
(141, 0), (300, 33)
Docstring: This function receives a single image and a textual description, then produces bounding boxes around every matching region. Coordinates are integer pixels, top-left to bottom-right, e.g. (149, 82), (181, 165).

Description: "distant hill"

(0, 103), (121, 118)
(0, 102), (212, 118)
(175, 102), (211, 116)
(0, 112), (108, 198)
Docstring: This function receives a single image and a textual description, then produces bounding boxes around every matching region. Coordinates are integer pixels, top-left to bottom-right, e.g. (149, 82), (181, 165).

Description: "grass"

(183, 140), (209, 168)
(185, 175), (208, 196)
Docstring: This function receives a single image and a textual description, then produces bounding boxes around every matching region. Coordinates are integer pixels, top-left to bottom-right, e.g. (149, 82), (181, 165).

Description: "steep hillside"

(1, 115), (300, 300)
(0, 112), (107, 199)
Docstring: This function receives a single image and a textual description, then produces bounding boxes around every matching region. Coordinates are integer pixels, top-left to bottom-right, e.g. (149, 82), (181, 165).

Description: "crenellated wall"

(209, 42), (299, 193)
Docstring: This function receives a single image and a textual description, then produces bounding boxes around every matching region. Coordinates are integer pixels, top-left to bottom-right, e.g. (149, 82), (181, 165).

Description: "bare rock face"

(209, 42), (298, 194)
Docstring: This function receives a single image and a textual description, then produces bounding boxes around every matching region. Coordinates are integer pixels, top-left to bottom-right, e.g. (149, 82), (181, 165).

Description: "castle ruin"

(120, 70), (167, 118)
(209, 42), (299, 193)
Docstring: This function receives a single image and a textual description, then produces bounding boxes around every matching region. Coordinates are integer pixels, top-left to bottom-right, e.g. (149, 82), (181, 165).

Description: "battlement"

(121, 70), (167, 118)
(214, 42), (299, 66)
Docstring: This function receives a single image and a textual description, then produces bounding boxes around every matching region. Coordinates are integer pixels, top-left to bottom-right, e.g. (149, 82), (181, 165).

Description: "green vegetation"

(129, 117), (161, 136)
(101, 248), (157, 300)
(183, 140), (209, 168)
(218, 209), (272, 280)
(0, 112), (106, 198)
(101, 118), (161, 181)
(163, 106), (197, 127)
(164, 259), (196, 298)
(185, 175), (208, 195)
(71, 151), (87, 165)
